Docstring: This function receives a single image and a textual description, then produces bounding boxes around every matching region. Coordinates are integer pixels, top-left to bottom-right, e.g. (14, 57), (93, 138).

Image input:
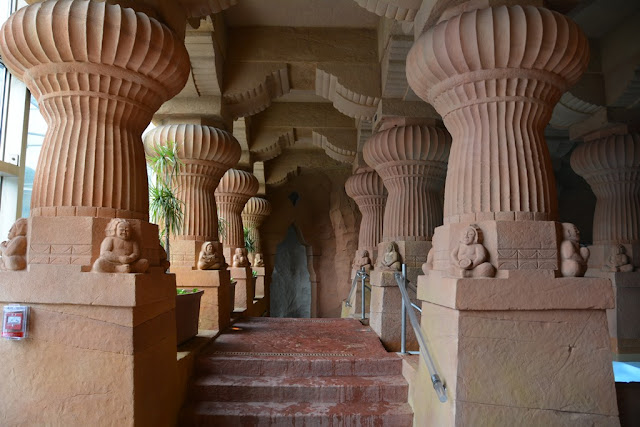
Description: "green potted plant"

(175, 288), (204, 345)
(148, 140), (184, 263)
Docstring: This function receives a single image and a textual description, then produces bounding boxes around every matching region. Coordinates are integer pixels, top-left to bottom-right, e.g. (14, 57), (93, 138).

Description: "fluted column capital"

(345, 170), (387, 259)
(345, 170), (387, 200)
(407, 5), (589, 113)
(0, 0), (190, 219)
(363, 123), (451, 242)
(406, 5), (589, 223)
(571, 133), (640, 245)
(144, 124), (241, 176)
(242, 197), (272, 221)
(215, 169), (259, 250)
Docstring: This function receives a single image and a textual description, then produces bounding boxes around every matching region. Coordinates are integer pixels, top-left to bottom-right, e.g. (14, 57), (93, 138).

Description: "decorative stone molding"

(180, 0), (237, 18)
(242, 197), (272, 254)
(571, 133), (640, 245)
(381, 36), (413, 98)
(252, 130), (295, 162)
(316, 68), (380, 120)
(215, 169), (259, 250)
(353, 0), (421, 21)
(345, 170), (387, 260)
(144, 124), (241, 241)
(266, 167), (300, 187)
(363, 124), (451, 241)
(224, 67), (290, 119)
(0, 0), (190, 220)
(407, 5), (589, 224)
(610, 65), (640, 108)
(312, 132), (357, 164)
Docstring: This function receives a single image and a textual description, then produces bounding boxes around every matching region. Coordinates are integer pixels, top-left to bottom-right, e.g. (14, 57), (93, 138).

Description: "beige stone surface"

(230, 266), (254, 312)
(174, 269), (231, 331)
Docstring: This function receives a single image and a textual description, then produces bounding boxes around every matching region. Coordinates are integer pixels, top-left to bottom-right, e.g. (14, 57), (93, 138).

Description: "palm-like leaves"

(148, 140), (184, 262)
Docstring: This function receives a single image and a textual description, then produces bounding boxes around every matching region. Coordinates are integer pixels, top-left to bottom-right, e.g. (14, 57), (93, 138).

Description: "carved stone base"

(254, 266), (266, 298)
(586, 270), (640, 354)
(412, 272), (619, 426)
(230, 266), (255, 313)
(174, 269), (231, 332)
(0, 268), (178, 425)
(369, 269), (418, 352)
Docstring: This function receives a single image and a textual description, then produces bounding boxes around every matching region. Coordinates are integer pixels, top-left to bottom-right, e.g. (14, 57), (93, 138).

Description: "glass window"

(22, 97), (45, 217)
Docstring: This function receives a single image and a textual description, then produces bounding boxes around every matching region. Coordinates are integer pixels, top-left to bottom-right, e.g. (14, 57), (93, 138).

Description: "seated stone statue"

(232, 247), (249, 268)
(253, 252), (265, 267)
(560, 222), (590, 277)
(197, 241), (225, 270)
(604, 244), (633, 273)
(353, 249), (373, 273)
(380, 242), (401, 271)
(92, 219), (149, 273)
(0, 218), (28, 271)
(422, 248), (434, 275)
(449, 225), (495, 278)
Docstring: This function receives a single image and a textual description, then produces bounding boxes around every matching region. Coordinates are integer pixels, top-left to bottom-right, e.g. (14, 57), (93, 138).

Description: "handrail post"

(400, 263), (407, 354)
(360, 267), (366, 320)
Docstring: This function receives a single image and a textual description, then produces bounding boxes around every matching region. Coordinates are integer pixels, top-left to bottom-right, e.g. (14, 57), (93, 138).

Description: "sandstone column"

(144, 124), (241, 331)
(0, 0), (190, 425)
(343, 168), (387, 318)
(242, 196), (272, 312)
(572, 132), (640, 353)
(215, 169), (259, 313)
(344, 169), (387, 263)
(362, 120), (451, 350)
(406, 3), (618, 425)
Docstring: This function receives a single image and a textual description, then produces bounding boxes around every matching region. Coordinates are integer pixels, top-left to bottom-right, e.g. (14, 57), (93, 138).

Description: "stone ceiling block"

(312, 131), (357, 164)
(353, 0), (422, 21)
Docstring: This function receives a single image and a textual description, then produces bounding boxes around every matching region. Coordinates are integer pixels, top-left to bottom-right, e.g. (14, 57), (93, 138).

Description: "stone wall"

(262, 168), (360, 317)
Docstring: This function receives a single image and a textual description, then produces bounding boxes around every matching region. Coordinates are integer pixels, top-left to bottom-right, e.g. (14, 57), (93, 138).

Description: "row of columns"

(0, 2), (274, 424)
(343, 2), (623, 426)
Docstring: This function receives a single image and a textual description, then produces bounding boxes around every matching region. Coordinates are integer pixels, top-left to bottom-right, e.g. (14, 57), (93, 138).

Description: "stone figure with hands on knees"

(0, 218), (28, 271)
(449, 225), (495, 278)
(92, 218), (149, 273)
(560, 223), (590, 277)
(198, 241), (225, 270)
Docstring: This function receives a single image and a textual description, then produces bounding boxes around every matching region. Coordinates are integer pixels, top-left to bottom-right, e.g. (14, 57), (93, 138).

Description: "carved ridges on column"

(353, 0), (421, 21)
(406, 5), (589, 114)
(242, 197), (272, 253)
(144, 124), (241, 240)
(215, 169), (259, 248)
(571, 133), (640, 244)
(0, 0), (190, 219)
(345, 171), (387, 252)
(363, 125), (451, 241)
(406, 5), (589, 222)
(0, 0), (189, 100)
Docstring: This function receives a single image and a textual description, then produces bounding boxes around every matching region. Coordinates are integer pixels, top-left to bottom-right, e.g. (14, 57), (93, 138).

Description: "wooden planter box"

(175, 290), (204, 345)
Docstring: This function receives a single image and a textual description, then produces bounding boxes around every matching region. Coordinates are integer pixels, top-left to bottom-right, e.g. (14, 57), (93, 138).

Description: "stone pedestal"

(230, 266), (255, 313)
(254, 266), (266, 298)
(414, 273), (619, 426)
(0, 266), (177, 425)
(172, 269), (232, 332)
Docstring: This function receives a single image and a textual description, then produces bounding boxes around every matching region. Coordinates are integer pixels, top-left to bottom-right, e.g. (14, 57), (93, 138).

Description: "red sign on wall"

(2, 306), (29, 340)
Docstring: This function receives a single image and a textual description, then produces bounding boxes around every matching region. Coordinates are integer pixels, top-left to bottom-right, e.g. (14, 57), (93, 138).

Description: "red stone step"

(191, 374), (409, 403)
(182, 401), (414, 427)
(196, 356), (403, 378)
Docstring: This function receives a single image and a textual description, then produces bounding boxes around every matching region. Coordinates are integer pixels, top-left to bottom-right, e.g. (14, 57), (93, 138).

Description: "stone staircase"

(180, 318), (413, 426)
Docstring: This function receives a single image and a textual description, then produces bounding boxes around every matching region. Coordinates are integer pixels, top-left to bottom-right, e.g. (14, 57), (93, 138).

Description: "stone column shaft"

(144, 124), (241, 241)
(572, 133), (640, 244)
(345, 170), (387, 256)
(215, 169), (259, 250)
(242, 197), (272, 254)
(1, 0), (189, 219)
(364, 124), (450, 241)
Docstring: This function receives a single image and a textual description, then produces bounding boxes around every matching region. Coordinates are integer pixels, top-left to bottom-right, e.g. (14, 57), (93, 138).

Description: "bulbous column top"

(242, 197), (272, 217)
(216, 169), (260, 197)
(571, 133), (640, 176)
(363, 124), (451, 171)
(407, 5), (589, 112)
(0, 0), (189, 100)
(143, 124), (241, 168)
(345, 170), (387, 199)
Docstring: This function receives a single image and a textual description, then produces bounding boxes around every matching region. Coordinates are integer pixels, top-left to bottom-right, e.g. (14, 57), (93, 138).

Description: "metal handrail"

(344, 268), (370, 320)
(395, 264), (447, 403)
